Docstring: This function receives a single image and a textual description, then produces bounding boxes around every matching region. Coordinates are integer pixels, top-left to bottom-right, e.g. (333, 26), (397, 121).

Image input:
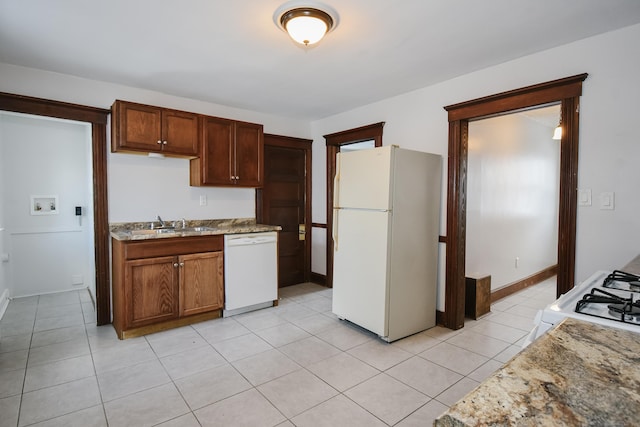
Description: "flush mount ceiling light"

(274, 1), (338, 46)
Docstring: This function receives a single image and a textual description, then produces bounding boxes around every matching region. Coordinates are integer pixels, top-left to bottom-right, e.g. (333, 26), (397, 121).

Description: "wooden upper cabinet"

(190, 116), (264, 187)
(235, 121), (263, 187)
(112, 100), (199, 157)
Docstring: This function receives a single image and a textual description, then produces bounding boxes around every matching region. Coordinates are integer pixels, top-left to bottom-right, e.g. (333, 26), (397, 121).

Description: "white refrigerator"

(332, 145), (441, 342)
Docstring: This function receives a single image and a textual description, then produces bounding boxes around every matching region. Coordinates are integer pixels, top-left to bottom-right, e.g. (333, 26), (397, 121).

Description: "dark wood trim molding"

(311, 223), (327, 229)
(0, 92), (111, 325)
(491, 265), (558, 302)
(310, 272), (327, 286)
(257, 133), (313, 284)
(442, 73), (587, 330)
(445, 74), (588, 122)
(0, 92), (109, 124)
(324, 122), (384, 287)
(438, 236), (447, 243)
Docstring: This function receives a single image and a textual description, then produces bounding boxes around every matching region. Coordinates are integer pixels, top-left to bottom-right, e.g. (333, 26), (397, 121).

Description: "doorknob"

(298, 224), (305, 241)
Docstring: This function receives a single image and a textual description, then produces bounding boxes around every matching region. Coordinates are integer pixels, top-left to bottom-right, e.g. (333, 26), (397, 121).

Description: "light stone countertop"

(110, 218), (280, 241)
(434, 317), (640, 426)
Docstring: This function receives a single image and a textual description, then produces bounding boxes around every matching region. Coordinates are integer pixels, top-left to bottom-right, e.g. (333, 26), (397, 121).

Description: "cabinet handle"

(162, 141), (168, 145)
(173, 263), (179, 267)
(179, 262), (184, 267)
(157, 140), (162, 145)
(236, 176), (240, 180)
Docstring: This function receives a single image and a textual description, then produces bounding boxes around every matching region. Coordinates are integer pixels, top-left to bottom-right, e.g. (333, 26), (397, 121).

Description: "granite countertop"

(435, 317), (640, 426)
(110, 218), (281, 241)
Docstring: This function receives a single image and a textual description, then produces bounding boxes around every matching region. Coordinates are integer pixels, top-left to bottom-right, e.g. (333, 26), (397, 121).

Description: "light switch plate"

(599, 192), (615, 210)
(578, 189), (592, 206)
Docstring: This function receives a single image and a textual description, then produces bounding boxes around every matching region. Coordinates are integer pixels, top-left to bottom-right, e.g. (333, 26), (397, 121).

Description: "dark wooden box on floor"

(465, 275), (491, 319)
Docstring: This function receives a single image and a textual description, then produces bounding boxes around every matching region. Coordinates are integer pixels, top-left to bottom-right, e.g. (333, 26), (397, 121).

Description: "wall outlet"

(199, 195), (207, 206)
(599, 192), (614, 210)
(578, 189), (592, 206)
(71, 275), (84, 286)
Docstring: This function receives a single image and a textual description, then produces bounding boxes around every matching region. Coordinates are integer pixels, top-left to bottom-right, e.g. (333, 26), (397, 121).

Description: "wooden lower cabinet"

(179, 252), (224, 316)
(112, 235), (224, 339)
(126, 256), (179, 328)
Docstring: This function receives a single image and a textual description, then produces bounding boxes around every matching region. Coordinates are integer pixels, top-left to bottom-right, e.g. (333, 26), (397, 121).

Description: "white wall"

(466, 113), (559, 289)
(0, 62), (311, 224)
(0, 112), (95, 297)
(310, 23), (640, 310)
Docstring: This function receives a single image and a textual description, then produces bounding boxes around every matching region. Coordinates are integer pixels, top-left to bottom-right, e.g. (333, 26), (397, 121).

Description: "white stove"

(523, 269), (640, 347)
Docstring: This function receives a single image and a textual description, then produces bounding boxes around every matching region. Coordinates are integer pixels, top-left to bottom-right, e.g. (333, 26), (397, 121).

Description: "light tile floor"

(0, 278), (558, 427)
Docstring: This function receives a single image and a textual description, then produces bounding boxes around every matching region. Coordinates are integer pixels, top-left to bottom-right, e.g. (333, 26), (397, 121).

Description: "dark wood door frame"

(442, 74), (588, 329)
(0, 92), (111, 325)
(256, 134), (313, 284)
(324, 122), (384, 287)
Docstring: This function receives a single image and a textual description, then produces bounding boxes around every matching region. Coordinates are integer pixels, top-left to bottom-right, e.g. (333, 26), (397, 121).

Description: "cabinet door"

(234, 121), (264, 187)
(162, 110), (199, 156)
(198, 116), (235, 185)
(179, 251), (224, 316)
(125, 256), (179, 328)
(113, 101), (163, 152)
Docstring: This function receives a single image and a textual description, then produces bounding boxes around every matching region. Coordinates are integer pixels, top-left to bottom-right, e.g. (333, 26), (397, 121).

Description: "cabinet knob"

(179, 262), (184, 267)
(162, 141), (168, 145)
(173, 263), (179, 267)
(157, 140), (162, 145)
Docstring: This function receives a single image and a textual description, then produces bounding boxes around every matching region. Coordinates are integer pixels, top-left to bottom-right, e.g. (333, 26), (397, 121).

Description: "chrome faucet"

(156, 215), (165, 227)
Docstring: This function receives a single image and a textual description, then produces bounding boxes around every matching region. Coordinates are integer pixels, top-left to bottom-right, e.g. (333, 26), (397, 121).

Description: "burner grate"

(602, 270), (640, 292)
(575, 288), (640, 324)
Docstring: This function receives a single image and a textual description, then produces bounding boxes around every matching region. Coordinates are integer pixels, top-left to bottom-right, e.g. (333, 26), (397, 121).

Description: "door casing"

(442, 74), (588, 330)
(0, 92), (111, 325)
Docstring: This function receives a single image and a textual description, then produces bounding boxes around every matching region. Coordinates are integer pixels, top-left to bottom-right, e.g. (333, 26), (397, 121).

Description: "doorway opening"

(0, 92), (110, 325)
(0, 112), (97, 300)
(442, 74), (588, 330)
(324, 122), (384, 287)
(465, 104), (561, 298)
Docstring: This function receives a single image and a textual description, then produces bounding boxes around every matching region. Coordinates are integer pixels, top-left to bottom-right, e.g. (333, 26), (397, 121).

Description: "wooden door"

(179, 251), (224, 316)
(258, 135), (312, 287)
(162, 109), (199, 156)
(125, 256), (179, 327)
(234, 121), (264, 187)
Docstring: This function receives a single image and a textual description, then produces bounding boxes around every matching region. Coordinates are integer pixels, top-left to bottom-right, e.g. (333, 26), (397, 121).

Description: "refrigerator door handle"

(333, 208), (339, 252)
(334, 154), (341, 207)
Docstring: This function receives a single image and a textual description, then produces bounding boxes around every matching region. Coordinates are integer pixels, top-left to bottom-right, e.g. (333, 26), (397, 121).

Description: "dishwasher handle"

(225, 233), (277, 247)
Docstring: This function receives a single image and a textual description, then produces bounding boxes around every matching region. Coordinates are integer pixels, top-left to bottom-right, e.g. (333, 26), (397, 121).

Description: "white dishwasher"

(223, 232), (278, 316)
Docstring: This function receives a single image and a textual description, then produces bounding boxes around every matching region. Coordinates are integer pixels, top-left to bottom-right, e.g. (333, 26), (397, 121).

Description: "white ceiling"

(2, 0), (640, 121)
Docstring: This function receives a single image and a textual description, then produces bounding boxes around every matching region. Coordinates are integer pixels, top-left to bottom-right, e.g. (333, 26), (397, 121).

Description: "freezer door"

(332, 208), (390, 337)
(335, 146), (392, 210)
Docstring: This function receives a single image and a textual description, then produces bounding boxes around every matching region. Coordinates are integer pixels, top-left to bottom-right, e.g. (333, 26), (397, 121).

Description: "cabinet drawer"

(123, 235), (223, 259)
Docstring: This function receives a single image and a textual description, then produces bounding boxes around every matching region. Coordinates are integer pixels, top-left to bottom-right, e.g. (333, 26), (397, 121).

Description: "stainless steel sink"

(181, 226), (217, 233)
(129, 228), (176, 236)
